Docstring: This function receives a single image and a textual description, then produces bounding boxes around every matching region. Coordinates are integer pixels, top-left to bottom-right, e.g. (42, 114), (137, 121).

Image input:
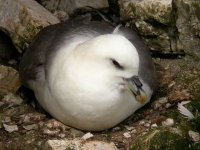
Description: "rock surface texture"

(0, 65), (21, 94)
(41, 0), (109, 16)
(0, 0), (60, 51)
(119, 0), (200, 59)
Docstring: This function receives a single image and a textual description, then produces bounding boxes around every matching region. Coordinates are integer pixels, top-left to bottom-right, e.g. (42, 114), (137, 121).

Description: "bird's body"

(19, 16), (156, 131)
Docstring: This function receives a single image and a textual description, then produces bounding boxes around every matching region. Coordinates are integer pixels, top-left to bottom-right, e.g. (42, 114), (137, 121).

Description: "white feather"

(178, 101), (194, 120)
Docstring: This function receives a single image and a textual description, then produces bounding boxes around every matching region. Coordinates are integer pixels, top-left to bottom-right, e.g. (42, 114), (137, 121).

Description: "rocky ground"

(0, 54), (199, 150)
(0, 0), (200, 150)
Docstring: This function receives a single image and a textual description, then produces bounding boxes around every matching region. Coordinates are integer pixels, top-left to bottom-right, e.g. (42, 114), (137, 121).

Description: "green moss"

(131, 130), (192, 150)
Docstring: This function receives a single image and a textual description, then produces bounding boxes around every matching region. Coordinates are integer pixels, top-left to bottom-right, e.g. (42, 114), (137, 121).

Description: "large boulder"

(0, 0), (60, 52)
(119, 0), (200, 58)
(41, 0), (109, 16)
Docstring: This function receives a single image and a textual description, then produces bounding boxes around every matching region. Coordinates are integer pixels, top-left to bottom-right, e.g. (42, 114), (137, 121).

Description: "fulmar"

(19, 16), (157, 131)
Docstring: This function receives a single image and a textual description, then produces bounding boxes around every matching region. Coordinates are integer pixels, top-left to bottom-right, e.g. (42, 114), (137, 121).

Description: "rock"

(158, 97), (168, 104)
(0, 65), (21, 95)
(188, 130), (200, 142)
(41, 0), (109, 16)
(45, 139), (117, 150)
(2, 93), (23, 106)
(22, 124), (38, 130)
(81, 132), (94, 140)
(123, 132), (131, 138)
(20, 112), (46, 123)
(175, 0), (200, 60)
(124, 125), (134, 131)
(42, 128), (60, 136)
(162, 118), (174, 127)
(45, 139), (82, 150)
(119, 0), (174, 53)
(0, 0), (59, 51)
(119, 0), (200, 59)
(151, 123), (158, 128)
(82, 141), (117, 150)
(3, 123), (18, 133)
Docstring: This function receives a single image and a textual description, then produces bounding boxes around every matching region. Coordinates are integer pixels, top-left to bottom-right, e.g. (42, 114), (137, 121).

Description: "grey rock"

(0, 0), (59, 51)
(45, 139), (117, 150)
(41, 0), (109, 16)
(0, 65), (21, 95)
(119, 0), (200, 59)
(3, 123), (18, 133)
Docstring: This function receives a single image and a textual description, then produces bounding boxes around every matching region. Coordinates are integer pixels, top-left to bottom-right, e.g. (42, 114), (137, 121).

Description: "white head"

(49, 34), (140, 104)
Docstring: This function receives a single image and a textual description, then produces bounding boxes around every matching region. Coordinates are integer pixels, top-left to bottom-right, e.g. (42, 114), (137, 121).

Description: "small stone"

(144, 123), (150, 127)
(82, 141), (117, 150)
(81, 132), (94, 140)
(158, 97), (168, 104)
(124, 125), (134, 131)
(152, 102), (162, 110)
(21, 112), (46, 123)
(162, 118), (174, 127)
(2, 93), (23, 106)
(112, 126), (121, 131)
(45, 119), (70, 131)
(23, 124), (38, 130)
(58, 133), (66, 138)
(43, 128), (60, 136)
(131, 129), (137, 134)
(0, 65), (21, 94)
(188, 130), (200, 142)
(123, 132), (131, 138)
(3, 124), (18, 133)
(139, 120), (145, 125)
(165, 103), (172, 108)
(151, 123), (158, 128)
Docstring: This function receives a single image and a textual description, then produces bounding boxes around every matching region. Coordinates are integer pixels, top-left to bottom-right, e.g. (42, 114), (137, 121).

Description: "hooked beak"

(124, 76), (147, 104)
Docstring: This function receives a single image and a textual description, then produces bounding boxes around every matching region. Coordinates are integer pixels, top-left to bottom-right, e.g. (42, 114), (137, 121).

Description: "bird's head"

(50, 34), (147, 105)
(67, 34), (147, 104)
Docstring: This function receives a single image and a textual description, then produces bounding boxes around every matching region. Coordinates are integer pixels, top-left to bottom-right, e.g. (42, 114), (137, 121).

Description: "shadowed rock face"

(119, 0), (200, 60)
(0, 0), (60, 51)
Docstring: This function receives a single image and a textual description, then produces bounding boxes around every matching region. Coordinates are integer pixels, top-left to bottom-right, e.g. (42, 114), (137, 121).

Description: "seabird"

(19, 16), (156, 131)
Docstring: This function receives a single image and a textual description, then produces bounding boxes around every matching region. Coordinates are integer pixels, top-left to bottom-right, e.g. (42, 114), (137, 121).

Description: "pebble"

(158, 97), (168, 104)
(112, 126), (121, 131)
(151, 123), (158, 128)
(165, 103), (172, 108)
(131, 129), (137, 134)
(123, 132), (131, 138)
(23, 124), (38, 130)
(43, 128), (60, 136)
(144, 123), (150, 127)
(188, 130), (200, 142)
(3, 124), (18, 133)
(81, 132), (94, 140)
(162, 118), (174, 127)
(139, 120), (145, 125)
(124, 125), (134, 131)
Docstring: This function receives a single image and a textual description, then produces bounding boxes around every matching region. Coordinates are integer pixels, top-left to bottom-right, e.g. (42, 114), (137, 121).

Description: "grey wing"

(117, 27), (157, 91)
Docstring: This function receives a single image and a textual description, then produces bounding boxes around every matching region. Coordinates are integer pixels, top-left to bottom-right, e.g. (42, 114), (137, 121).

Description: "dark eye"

(110, 58), (124, 70)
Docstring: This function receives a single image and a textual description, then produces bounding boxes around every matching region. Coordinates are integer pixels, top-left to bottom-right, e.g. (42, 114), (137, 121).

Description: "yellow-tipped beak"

(124, 76), (147, 104)
(135, 90), (147, 104)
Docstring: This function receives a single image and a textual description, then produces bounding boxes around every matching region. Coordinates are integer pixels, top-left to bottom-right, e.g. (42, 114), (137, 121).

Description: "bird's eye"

(110, 58), (124, 70)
